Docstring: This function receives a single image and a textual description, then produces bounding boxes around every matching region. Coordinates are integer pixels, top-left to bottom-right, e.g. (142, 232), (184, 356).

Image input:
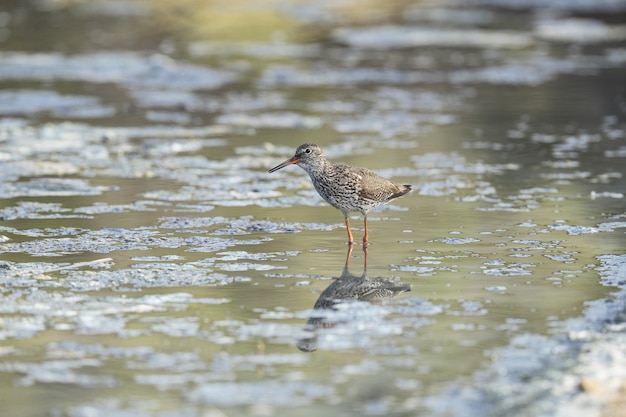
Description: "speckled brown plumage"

(269, 143), (411, 245)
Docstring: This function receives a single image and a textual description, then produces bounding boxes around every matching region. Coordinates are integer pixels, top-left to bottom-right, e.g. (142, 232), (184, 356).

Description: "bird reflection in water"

(297, 245), (411, 352)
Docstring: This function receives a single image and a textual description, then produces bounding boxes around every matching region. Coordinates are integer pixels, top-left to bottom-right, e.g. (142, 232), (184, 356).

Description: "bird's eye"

(305, 148), (312, 154)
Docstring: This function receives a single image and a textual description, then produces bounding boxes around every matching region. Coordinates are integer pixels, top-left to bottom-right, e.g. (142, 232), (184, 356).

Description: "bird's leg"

(344, 215), (354, 245)
(344, 242), (354, 271)
(362, 215), (369, 246)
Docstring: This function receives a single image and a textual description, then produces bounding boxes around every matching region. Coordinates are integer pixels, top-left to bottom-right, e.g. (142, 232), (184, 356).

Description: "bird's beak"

(268, 156), (299, 173)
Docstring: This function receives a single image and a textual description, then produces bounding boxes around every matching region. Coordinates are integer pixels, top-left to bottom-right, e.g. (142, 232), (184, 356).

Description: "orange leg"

(344, 242), (354, 270)
(345, 216), (354, 245)
(362, 215), (369, 246)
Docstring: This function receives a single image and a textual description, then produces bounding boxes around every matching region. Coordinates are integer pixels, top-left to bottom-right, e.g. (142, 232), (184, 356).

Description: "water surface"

(1, 1), (625, 416)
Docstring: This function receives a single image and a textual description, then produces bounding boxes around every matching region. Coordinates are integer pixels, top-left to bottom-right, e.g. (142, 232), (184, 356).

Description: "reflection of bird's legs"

(344, 242), (354, 271)
(362, 215), (369, 246)
(363, 242), (369, 273)
(344, 215), (354, 245)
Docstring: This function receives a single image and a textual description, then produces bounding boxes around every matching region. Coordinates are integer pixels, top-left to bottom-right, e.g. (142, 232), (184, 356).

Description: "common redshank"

(268, 143), (411, 245)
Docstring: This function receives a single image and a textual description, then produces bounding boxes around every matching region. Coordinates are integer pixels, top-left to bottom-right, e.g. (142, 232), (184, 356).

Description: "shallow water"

(1, 1), (625, 416)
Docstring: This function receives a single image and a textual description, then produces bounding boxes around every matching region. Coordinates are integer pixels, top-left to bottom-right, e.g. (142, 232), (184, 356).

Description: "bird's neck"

(301, 158), (332, 179)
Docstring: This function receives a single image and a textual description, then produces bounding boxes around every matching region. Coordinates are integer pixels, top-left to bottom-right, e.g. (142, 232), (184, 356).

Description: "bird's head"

(268, 143), (324, 173)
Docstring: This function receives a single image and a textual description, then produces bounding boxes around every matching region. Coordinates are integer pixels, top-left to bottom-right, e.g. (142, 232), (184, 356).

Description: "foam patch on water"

(0, 202), (72, 220)
(297, 302), (410, 351)
(391, 265), (437, 276)
(597, 221), (626, 231)
(0, 359), (117, 387)
(471, 0), (626, 12)
(548, 223), (600, 235)
(0, 90), (115, 118)
(434, 237), (481, 245)
(0, 279), (234, 341)
(189, 40), (322, 59)
(159, 216), (336, 234)
(404, 7), (496, 25)
(74, 201), (162, 215)
(449, 61), (576, 86)
(536, 18), (626, 43)
(408, 151), (554, 212)
(333, 112), (455, 137)
(482, 259), (535, 276)
(188, 379), (334, 407)
(0, 178), (115, 198)
(334, 26), (533, 49)
(211, 351), (310, 370)
(75, 0), (151, 16)
(425, 253), (626, 417)
(0, 122), (229, 159)
(0, 152), (33, 170)
(261, 65), (442, 87)
(217, 112), (322, 129)
(0, 52), (234, 91)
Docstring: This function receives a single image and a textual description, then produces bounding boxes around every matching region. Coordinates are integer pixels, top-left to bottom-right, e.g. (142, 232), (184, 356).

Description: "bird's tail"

(389, 184), (412, 200)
